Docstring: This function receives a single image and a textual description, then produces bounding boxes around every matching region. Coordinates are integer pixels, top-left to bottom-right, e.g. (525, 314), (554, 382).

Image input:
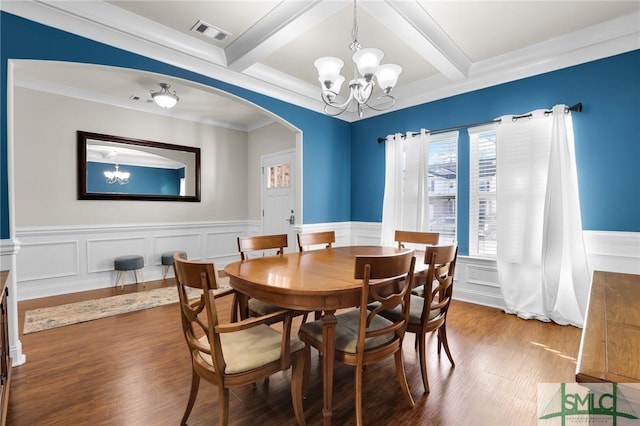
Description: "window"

(427, 133), (458, 244)
(267, 163), (290, 189)
(382, 131), (457, 247)
(469, 125), (497, 256)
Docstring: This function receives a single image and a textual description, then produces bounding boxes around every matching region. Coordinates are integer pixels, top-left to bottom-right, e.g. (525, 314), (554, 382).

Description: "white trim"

(2, 2), (637, 123)
(0, 239), (26, 366)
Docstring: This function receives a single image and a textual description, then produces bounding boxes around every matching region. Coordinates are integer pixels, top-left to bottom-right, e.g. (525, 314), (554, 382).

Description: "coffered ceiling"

(3, 0), (639, 127)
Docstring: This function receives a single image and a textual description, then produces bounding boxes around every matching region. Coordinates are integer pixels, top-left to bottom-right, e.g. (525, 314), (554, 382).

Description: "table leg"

(231, 292), (249, 322)
(321, 309), (337, 426)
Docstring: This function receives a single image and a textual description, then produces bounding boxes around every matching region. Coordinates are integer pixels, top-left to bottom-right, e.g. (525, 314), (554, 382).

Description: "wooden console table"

(576, 270), (640, 383)
(0, 270), (11, 425)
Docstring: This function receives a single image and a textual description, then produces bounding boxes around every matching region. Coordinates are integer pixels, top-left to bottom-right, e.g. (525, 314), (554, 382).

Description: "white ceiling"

(4, 0), (640, 127)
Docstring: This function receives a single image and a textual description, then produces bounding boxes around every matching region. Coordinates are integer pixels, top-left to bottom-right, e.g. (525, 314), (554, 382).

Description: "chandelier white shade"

(314, 1), (402, 118)
(151, 83), (179, 108)
(104, 164), (130, 185)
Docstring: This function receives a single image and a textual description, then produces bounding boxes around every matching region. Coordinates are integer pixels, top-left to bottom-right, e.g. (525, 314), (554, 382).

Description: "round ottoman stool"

(114, 255), (145, 289)
(161, 251), (187, 282)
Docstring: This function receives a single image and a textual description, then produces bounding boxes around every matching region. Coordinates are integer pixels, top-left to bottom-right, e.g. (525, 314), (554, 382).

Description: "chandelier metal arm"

(321, 90), (356, 116)
(321, 78), (374, 107)
(363, 93), (397, 112)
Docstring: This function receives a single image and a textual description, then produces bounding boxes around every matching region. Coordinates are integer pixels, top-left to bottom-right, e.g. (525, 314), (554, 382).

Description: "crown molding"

(2, 1), (638, 123)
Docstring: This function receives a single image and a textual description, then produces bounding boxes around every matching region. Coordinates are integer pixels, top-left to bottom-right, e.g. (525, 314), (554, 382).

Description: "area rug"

(23, 277), (231, 334)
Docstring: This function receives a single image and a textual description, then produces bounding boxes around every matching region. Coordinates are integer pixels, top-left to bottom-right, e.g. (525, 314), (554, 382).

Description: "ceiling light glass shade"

(319, 75), (345, 102)
(352, 48), (383, 78)
(151, 83), (179, 109)
(314, 57), (345, 89)
(375, 64), (402, 92)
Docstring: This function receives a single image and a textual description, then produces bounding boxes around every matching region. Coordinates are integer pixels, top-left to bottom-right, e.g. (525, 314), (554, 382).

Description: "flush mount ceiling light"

(314, 0), (402, 118)
(151, 83), (179, 109)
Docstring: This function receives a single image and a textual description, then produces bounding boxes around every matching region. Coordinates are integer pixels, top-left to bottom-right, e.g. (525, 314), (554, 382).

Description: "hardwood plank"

(8, 280), (581, 425)
(576, 271), (640, 383)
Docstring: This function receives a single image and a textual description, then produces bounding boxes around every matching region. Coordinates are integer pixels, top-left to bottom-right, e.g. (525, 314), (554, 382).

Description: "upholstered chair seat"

(197, 325), (305, 374)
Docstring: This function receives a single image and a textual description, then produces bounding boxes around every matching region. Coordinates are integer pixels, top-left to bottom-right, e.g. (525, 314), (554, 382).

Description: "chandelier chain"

(349, 0), (360, 52)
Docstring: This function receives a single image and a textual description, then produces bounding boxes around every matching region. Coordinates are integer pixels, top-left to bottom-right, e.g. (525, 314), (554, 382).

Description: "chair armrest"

(212, 285), (235, 298)
(215, 308), (290, 333)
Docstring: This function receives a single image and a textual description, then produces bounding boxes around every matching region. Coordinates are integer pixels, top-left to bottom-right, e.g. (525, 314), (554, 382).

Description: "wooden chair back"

(297, 231), (335, 251)
(394, 230), (439, 249)
(237, 234), (288, 260)
(172, 254), (225, 377)
(421, 245), (458, 330)
(355, 251), (416, 350)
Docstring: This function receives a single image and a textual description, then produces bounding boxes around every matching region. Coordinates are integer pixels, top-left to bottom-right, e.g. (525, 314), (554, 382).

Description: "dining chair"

(297, 230), (336, 321)
(394, 230), (439, 297)
(233, 234), (306, 324)
(298, 251), (416, 426)
(172, 254), (306, 426)
(376, 245), (458, 394)
(395, 230), (439, 249)
(296, 230), (335, 251)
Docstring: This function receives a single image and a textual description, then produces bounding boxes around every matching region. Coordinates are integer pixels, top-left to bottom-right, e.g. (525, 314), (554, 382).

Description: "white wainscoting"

(12, 222), (640, 306)
(349, 222), (640, 310)
(15, 221), (260, 300)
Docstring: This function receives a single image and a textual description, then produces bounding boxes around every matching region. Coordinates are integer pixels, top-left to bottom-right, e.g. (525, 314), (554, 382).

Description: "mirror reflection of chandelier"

(314, 0), (402, 118)
(104, 164), (130, 185)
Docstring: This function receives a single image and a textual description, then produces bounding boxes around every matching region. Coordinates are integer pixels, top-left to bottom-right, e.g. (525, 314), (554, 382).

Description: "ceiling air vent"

(190, 20), (230, 42)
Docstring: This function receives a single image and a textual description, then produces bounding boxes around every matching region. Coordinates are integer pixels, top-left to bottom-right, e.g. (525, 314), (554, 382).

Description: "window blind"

(469, 124), (497, 256)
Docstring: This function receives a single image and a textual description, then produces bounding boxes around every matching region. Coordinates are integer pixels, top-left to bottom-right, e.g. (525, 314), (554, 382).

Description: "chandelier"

(104, 164), (130, 185)
(151, 83), (179, 108)
(314, 0), (402, 118)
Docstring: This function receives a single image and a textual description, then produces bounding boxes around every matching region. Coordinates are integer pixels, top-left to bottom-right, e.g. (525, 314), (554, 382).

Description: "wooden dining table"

(223, 245), (424, 425)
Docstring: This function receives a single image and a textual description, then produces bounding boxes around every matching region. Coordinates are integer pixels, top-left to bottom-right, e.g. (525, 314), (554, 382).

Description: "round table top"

(223, 245), (413, 311)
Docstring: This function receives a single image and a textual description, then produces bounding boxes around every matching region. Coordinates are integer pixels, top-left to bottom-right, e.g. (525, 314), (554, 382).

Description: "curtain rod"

(376, 102), (583, 143)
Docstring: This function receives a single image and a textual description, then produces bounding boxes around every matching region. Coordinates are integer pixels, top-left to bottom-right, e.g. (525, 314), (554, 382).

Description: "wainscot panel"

(17, 240), (78, 281)
(87, 237), (146, 274)
(15, 221), (252, 300)
(13, 224), (639, 306)
(153, 233), (201, 265)
(350, 223), (640, 309)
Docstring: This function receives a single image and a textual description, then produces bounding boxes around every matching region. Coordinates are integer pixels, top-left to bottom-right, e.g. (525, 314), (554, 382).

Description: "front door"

(262, 149), (295, 253)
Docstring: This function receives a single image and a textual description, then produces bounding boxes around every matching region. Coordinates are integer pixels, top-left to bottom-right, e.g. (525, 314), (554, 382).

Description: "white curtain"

(380, 130), (429, 246)
(496, 105), (590, 327)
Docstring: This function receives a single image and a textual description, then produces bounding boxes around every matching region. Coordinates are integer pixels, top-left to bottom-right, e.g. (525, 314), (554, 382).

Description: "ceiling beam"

(362, 0), (471, 81)
(225, 0), (346, 72)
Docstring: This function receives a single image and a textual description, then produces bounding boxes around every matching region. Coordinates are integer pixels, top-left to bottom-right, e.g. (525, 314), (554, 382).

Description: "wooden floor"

(8, 279), (582, 425)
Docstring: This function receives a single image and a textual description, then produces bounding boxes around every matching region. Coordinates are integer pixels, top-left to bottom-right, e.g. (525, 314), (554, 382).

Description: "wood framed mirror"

(77, 131), (201, 201)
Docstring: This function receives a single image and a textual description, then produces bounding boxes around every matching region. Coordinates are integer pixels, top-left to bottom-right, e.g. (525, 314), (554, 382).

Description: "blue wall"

(352, 50), (640, 255)
(1, 11), (638, 243)
(0, 11), (351, 239)
(87, 162), (181, 195)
